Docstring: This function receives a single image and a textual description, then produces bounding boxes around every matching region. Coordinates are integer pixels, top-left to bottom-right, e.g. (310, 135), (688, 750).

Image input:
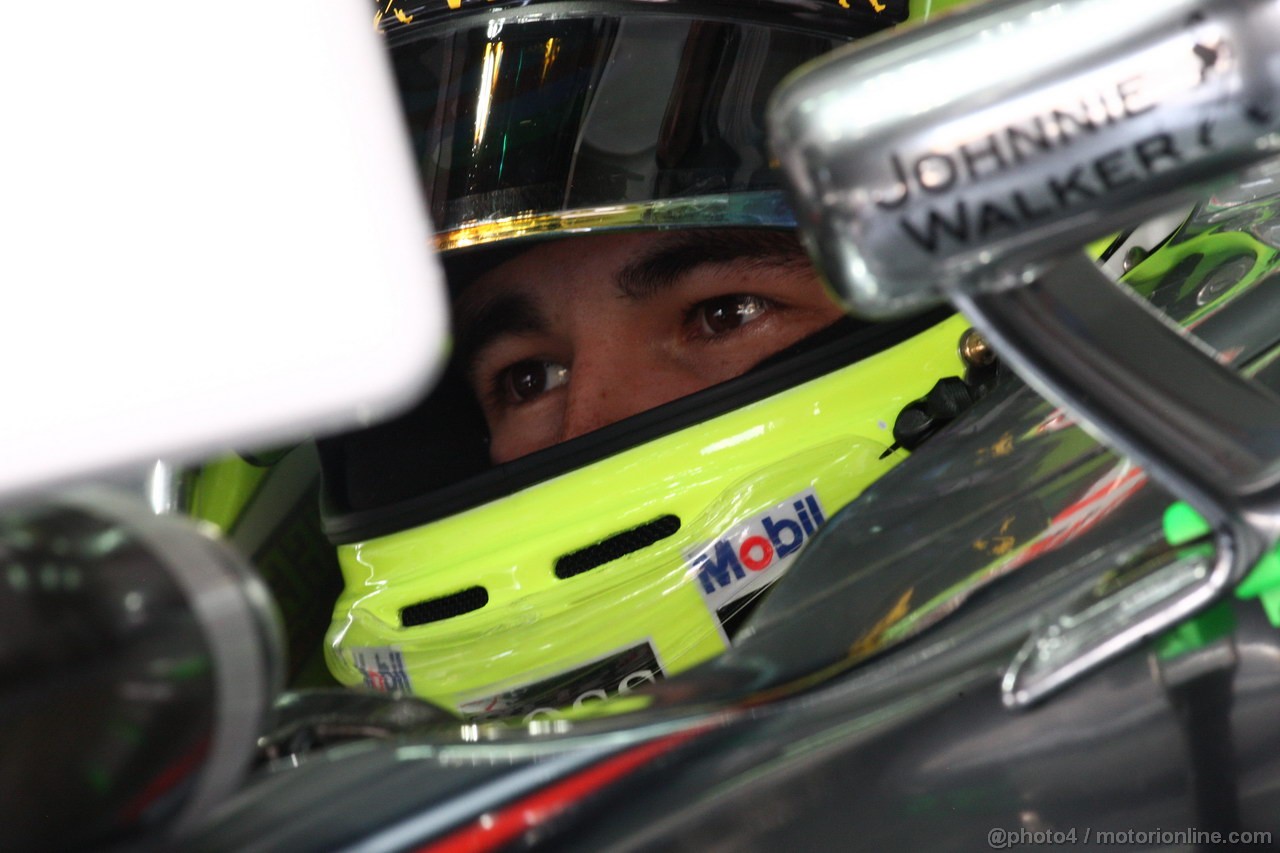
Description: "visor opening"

(401, 586), (489, 627)
(554, 515), (682, 580)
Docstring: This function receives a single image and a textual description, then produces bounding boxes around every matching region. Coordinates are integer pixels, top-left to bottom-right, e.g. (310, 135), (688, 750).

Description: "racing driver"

(315, 0), (981, 720)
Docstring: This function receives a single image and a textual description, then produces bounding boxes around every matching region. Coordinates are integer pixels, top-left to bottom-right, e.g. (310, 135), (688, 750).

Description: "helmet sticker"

(457, 641), (664, 723)
(684, 488), (827, 633)
(350, 646), (414, 694)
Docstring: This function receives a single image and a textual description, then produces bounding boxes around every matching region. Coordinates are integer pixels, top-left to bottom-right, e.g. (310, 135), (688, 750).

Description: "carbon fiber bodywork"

(183, 193), (1280, 850)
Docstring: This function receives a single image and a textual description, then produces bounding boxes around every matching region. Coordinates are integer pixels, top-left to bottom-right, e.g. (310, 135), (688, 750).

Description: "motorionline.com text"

(987, 827), (1272, 848)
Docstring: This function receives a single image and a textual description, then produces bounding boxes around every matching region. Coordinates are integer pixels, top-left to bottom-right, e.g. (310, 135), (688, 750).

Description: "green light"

(1161, 501), (1280, 632)
(1162, 501), (1211, 546)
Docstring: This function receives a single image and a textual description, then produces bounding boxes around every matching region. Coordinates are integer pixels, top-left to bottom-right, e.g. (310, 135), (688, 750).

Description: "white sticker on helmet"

(683, 488), (826, 631)
(457, 641), (664, 723)
(350, 646), (414, 695)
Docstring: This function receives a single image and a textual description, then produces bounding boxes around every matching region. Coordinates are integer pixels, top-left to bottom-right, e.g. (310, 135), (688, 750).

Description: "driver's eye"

(694, 294), (770, 336)
(501, 359), (569, 404)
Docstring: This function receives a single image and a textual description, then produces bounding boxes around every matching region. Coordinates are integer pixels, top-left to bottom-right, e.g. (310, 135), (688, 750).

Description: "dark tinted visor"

(389, 10), (874, 249)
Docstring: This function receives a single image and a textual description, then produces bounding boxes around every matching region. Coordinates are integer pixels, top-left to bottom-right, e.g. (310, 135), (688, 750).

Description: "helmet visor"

(389, 11), (871, 250)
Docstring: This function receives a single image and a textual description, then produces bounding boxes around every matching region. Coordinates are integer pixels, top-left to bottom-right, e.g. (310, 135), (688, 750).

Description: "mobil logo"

(684, 488), (827, 614)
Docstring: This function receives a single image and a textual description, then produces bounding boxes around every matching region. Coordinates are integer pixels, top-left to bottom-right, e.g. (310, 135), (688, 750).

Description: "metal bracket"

(770, 0), (1280, 706)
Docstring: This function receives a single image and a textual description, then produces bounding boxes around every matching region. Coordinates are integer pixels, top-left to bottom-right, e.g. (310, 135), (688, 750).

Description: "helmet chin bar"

(771, 0), (1280, 707)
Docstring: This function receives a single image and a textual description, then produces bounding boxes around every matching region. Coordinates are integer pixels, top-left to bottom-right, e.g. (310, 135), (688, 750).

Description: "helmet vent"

(401, 586), (489, 627)
(555, 515), (681, 580)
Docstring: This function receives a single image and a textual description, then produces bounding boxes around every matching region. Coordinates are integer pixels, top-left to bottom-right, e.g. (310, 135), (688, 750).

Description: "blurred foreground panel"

(0, 1), (448, 497)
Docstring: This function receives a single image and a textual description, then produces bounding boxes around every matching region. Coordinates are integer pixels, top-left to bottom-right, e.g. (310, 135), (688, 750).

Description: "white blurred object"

(0, 1), (447, 496)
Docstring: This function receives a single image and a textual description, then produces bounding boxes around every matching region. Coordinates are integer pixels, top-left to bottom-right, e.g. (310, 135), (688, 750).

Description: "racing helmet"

(320, 0), (979, 720)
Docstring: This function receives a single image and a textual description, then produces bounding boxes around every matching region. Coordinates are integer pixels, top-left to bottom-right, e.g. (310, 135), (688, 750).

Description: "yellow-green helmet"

(319, 0), (976, 720)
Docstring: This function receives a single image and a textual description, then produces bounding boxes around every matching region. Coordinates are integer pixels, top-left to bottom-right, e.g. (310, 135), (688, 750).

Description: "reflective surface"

(389, 11), (867, 248)
(770, 0), (1280, 317)
(773, 0), (1280, 708)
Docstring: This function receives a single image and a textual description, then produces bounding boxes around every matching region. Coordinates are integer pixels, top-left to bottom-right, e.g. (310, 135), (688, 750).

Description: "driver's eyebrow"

(455, 291), (547, 371)
(616, 229), (809, 301)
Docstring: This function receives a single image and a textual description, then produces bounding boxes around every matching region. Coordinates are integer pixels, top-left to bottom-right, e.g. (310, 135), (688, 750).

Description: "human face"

(456, 230), (847, 463)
